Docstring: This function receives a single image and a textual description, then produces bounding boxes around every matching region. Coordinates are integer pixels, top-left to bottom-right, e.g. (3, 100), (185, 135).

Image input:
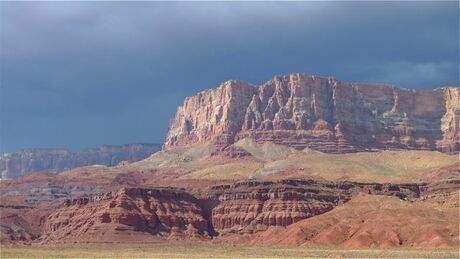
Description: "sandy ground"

(1, 243), (459, 258)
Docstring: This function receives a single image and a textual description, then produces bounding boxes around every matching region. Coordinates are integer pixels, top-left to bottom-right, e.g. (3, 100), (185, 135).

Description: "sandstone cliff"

(166, 73), (459, 153)
(0, 143), (161, 179)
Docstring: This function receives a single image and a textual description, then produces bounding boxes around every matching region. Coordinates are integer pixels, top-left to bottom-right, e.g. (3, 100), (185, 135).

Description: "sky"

(0, 1), (459, 152)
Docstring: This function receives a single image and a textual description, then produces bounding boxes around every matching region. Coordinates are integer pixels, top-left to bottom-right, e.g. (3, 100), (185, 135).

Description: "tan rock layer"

(165, 73), (459, 153)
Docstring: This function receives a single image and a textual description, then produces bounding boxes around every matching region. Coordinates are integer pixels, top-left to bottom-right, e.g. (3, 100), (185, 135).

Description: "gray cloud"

(0, 1), (458, 152)
(361, 61), (459, 87)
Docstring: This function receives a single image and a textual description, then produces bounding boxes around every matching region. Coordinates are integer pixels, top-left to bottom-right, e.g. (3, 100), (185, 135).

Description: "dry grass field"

(1, 243), (459, 258)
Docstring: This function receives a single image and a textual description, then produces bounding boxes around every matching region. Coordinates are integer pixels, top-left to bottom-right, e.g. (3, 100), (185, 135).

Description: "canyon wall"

(166, 73), (459, 153)
(0, 143), (161, 179)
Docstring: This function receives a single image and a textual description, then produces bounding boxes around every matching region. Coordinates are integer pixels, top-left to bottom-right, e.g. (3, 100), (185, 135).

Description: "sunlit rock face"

(42, 187), (211, 243)
(166, 73), (459, 153)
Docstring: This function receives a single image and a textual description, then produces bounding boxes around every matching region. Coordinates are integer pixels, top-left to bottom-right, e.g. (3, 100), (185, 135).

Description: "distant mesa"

(165, 73), (459, 154)
(0, 143), (161, 179)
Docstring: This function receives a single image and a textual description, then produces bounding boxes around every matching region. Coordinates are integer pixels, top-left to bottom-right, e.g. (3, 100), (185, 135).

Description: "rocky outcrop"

(0, 210), (41, 243)
(166, 80), (256, 147)
(165, 73), (459, 153)
(42, 188), (211, 243)
(0, 206), (54, 244)
(251, 193), (459, 248)
(0, 143), (161, 179)
(206, 180), (422, 234)
(41, 180), (429, 243)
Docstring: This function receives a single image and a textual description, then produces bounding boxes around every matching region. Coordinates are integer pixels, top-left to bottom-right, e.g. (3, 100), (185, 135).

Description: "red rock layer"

(38, 179), (456, 245)
(251, 193), (459, 249)
(165, 73), (459, 153)
(207, 180), (422, 234)
(42, 188), (210, 243)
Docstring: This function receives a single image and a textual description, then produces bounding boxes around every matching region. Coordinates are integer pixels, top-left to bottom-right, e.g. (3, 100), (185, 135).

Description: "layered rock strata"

(207, 180), (422, 234)
(166, 73), (459, 153)
(42, 188), (210, 243)
(42, 179), (431, 242)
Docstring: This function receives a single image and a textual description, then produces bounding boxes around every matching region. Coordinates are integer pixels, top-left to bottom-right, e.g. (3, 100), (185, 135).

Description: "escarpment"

(42, 188), (210, 243)
(41, 179), (443, 243)
(206, 180), (422, 234)
(165, 73), (459, 153)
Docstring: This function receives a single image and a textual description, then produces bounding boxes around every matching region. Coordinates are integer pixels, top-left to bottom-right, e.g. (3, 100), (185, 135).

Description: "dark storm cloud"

(0, 2), (458, 152)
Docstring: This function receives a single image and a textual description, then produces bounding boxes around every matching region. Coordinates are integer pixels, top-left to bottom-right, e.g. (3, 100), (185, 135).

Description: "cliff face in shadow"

(1, 143), (161, 179)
